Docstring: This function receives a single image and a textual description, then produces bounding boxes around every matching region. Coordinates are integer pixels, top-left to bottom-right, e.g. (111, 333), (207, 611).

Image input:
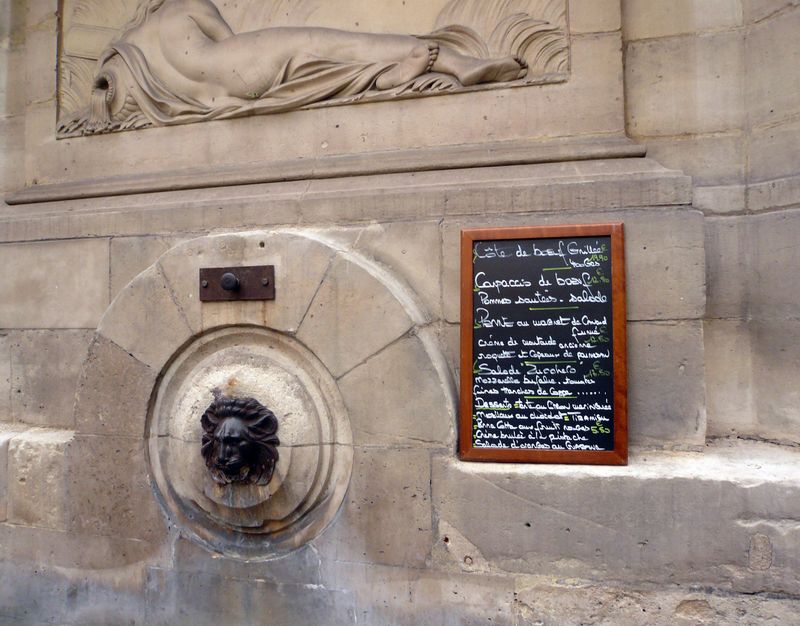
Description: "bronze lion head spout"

(200, 390), (279, 486)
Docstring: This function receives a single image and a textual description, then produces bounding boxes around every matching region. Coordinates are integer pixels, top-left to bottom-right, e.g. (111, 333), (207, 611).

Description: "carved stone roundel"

(147, 326), (353, 559)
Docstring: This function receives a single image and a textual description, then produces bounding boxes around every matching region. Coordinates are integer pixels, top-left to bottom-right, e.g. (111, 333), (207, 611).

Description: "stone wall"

(0, 0), (799, 624)
(623, 0), (800, 444)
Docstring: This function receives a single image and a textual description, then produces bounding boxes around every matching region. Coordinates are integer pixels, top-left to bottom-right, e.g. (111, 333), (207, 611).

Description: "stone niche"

(12, 0), (627, 201)
(74, 229), (456, 559)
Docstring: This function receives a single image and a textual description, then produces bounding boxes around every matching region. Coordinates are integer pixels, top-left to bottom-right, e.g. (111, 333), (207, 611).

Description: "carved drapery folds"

(57, 0), (569, 137)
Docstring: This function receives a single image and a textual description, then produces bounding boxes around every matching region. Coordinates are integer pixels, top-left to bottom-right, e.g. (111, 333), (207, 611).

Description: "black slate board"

(460, 224), (627, 465)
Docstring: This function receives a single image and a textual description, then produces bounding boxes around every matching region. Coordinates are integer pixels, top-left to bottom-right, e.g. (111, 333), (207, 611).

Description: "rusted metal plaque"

(199, 266), (275, 302)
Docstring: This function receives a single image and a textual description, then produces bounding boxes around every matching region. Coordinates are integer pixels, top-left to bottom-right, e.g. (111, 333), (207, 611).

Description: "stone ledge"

(0, 158), (692, 243)
(6, 136), (645, 205)
(432, 440), (800, 595)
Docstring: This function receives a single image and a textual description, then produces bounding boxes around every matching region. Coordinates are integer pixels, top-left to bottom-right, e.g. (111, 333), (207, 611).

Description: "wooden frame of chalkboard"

(460, 223), (627, 465)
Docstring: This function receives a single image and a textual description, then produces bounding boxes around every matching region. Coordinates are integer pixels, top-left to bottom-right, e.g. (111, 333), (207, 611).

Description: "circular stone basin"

(147, 326), (352, 559)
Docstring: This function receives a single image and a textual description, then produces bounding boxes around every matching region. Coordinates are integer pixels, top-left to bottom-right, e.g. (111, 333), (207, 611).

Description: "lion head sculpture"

(200, 391), (280, 486)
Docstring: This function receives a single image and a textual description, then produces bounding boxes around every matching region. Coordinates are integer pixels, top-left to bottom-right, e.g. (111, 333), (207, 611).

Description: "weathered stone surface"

(320, 560), (516, 626)
(704, 320), (756, 437)
(626, 31), (745, 137)
(623, 0), (743, 39)
(97, 263), (192, 370)
(433, 441), (800, 593)
(7, 427), (74, 530)
(65, 434), (165, 543)
(570, 0), (621, 33)
(644, 133), (745, 187)
(297, 255), (415, 378)
(628, 321), (706, 446)
(0, 238), (109, 329)
(9, 330), (93, 428)
(0, 333), (9, 421)
(347, 221), (442, 320)
(73, 334), (156, 437)
(513, 578), (800, 626)
(751, 319), (800, 443)
(158, 232), (335, 335)
(0, 116), (24, 196)
(144, 567), (356, 626)
(442, 206), (705, 323)
(746, 8), (800, 127)
(1, 159), (692, 244)
(693, 184), (746, 215)
(110, 235), (180, 298)
(312, 447), (433, 567)
(339, 335), (454, 446)
(706, 216), (750, 319)
(744, 0), (800, 23)
(748, 119), (800, 183)
(750, 208), (800, 320)
(0, 521), (158, 570)
(0, 561), (147, 626)
(0, 426), (25, 522)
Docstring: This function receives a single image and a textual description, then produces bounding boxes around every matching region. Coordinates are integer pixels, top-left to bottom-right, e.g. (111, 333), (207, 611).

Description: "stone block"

(442, 207), (705, 323)
(339, 335), (454, 446)
(110, 235), (180, 298)
(319, 560), (516, 626)
(0, 238), (109, 329)
(171, 537), (324, 586)
(0, 115), (24, 195)
(432, 441), (800, 593)
(748, 118), (800, 184)
(512, 579), (800, 626)
(644, 133), (745, 187)
(65, 434), (166, 543)
(312, 447), (433, 568)
(25, 0), (57, 31)
(0, 333), (9, 420)
(97, 263), (192, 370)
(693, 184), (746, 215)
(9, 330), (93, 428)
(705, 216), (750, 319)
(623, 0), (743, 39)
(348, 221), (443, 320)
(570, 0), (621, 33)
(749, 209), (800, 320)
(23, 19), (56, 106)
(746, 8), (800, 127)
(745, 0), (800, 23)
(158, 232), (335, 336)
(0, 115), (25, 193)
(0, 426), (25, 521)
(626, 31), (745, 137)
(751, 319), (800, 443)
(704, 319), (756, 437)
(0, 47), (25, 118)
(0, 560), (146, 626)
(296, 255), (414, 378)
(73, 334), (157, 437)
(7, 428), (74, 530)
(0, 521), (158, 570)
(748, 173), (800, 213)
(628, 321), (706, 446)
(144, 567), (356, 626)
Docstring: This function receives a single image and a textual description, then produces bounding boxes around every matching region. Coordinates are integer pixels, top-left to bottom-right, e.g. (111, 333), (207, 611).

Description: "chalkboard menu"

(460, 224), (627, 465)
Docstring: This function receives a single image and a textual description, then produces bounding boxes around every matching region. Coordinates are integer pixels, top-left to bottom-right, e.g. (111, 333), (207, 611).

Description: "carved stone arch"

(72, 229), (457, 558)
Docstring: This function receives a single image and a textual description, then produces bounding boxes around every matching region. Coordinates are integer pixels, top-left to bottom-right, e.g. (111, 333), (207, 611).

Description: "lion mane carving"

(200, 390), (280, 486)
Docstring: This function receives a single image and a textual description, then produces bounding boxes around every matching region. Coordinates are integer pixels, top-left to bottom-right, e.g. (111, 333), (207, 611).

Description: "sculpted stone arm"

(182, 0), (234, 41)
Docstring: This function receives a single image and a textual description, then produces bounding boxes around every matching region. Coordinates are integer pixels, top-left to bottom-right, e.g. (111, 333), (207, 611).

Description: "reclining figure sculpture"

(60, 0), (529, 135)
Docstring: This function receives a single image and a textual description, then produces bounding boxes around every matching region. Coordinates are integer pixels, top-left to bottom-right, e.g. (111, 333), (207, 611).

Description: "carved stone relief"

(58, 0), (569, 137)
